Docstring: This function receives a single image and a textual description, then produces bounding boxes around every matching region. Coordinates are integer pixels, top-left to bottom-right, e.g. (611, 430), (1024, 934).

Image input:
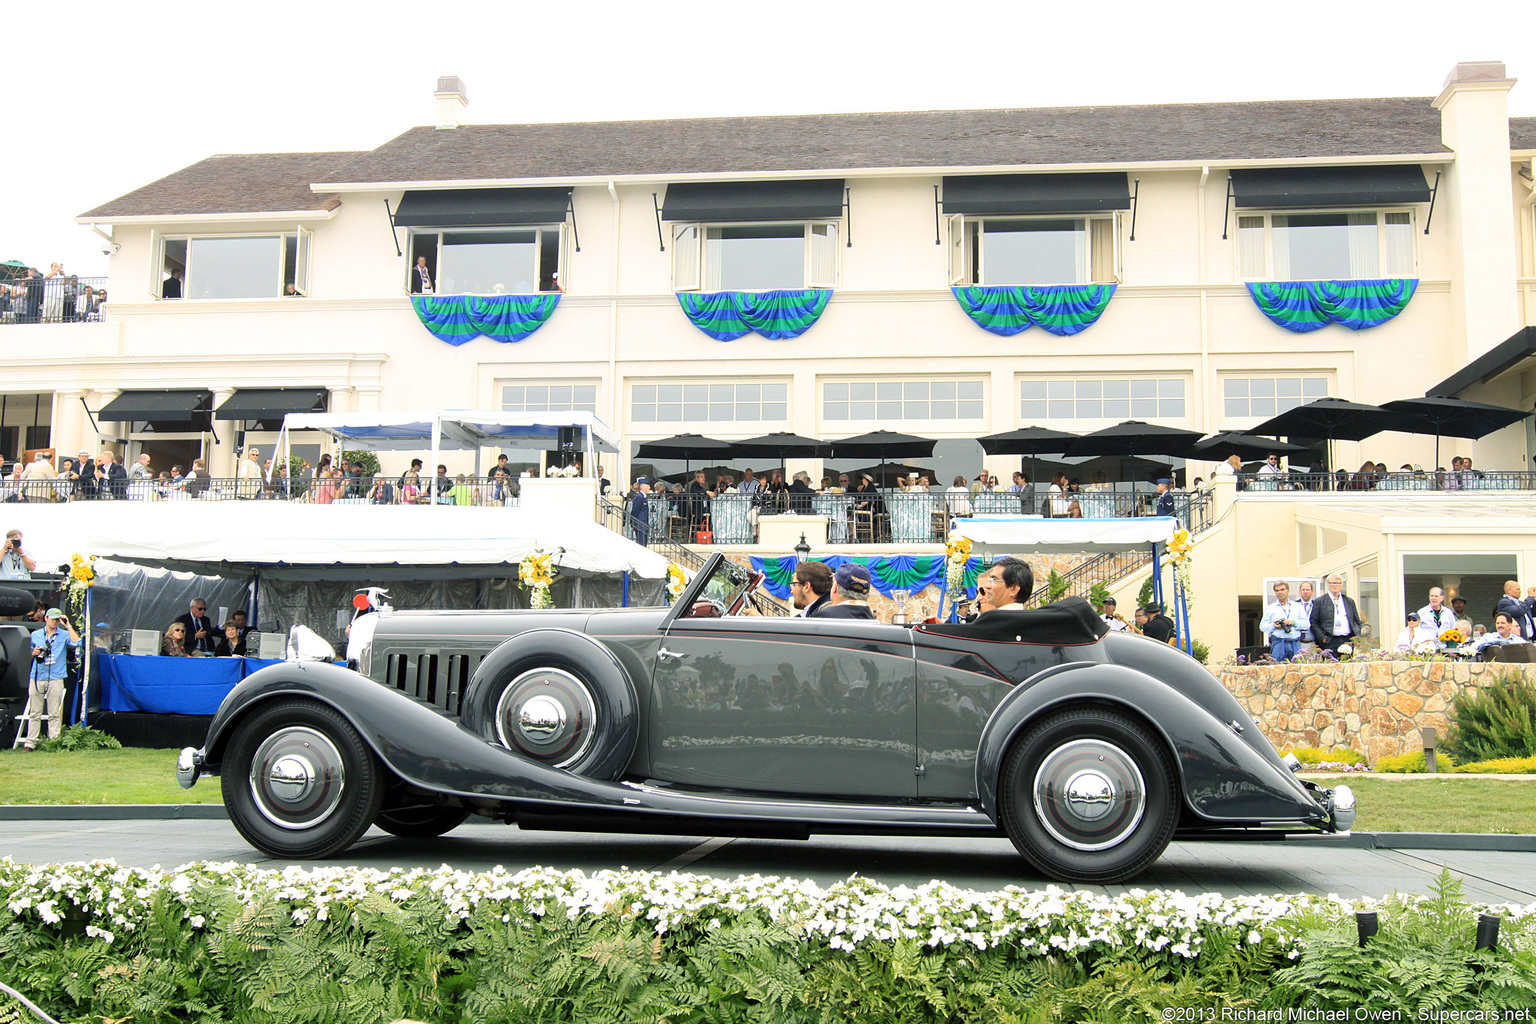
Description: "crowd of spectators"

(1229, 453), (1503, 491)
(1, 264), (107, 324)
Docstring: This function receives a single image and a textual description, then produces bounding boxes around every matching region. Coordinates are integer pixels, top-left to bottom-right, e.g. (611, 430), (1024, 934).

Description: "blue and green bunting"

(952, 284), (1116, 337)
(1245, 279), (1417, 333)
(676, 289), (831, 341)
(750, 555), (983, 602)
(411, 294), (561, 345)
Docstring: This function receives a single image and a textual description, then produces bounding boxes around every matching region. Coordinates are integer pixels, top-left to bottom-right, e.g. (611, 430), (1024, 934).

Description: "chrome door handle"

(657, 647), (686, 662)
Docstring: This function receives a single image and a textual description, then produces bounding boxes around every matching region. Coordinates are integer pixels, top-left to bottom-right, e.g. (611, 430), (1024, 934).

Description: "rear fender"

(974, 663), (1322, 825)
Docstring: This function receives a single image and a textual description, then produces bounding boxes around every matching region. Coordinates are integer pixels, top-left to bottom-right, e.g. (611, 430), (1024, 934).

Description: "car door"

(648, 616), (918, 799)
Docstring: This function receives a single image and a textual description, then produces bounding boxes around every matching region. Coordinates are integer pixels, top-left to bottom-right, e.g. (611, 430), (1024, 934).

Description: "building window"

(410, 226), (563, 294)
(156, 230), (310, 299)
(1237, 211), (1415, 280)
(501, 381), (598, 414)
(631, 381), (789, 424)
(1222, 376), (1329, 419)
(823, 380), (985, 422)
(950, 216), (1118, 286)
(1019, 378), (1185, 421)
(673, 223), (838, 292)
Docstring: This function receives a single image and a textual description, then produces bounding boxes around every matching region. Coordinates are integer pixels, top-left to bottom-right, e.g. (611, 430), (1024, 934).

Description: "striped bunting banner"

(410, 294), (562, 345)
(676, 289), (832, 341)
(951, 285), (1117, 337)
(1245, 279), (1417, 333)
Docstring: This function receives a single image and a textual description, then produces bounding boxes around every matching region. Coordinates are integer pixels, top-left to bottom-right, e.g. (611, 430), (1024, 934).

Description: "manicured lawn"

(2, 750), (1532, 833)
(0, 747), (220, 805)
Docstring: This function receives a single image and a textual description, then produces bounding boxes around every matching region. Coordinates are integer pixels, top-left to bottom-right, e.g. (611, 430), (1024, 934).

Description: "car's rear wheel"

(999, 706), (1178, 884)
(222, 699), (386, 858)
(462, 629), (638, 781)
(374, 804), (471, 838)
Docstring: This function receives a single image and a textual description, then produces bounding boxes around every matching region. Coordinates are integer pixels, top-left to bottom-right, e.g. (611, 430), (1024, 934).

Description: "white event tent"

(274, 410), (621, 479)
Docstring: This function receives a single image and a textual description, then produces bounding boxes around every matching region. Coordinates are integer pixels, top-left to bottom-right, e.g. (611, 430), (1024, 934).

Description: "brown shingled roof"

(79, 151), (365, 220)
(319, 97), (1450, 185)
(1513, 117), (1536, 150)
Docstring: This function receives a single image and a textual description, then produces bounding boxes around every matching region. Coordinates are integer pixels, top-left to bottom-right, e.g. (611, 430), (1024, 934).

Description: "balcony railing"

(4, 475), (521, 506)
(1, 276), (110, 324)
(625, 489), (1209, 546)
(1234, 470), (1536, 493)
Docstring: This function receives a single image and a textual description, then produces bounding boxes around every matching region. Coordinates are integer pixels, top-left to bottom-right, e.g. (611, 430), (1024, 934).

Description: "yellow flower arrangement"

(1165, 528), (1194, 610)
(64, 552), (98, 623)
(1438, 627), (1466, 645)
(943, 535), (973, 607)
(666, 563), (688, 602)
(518, 548), (558, 609)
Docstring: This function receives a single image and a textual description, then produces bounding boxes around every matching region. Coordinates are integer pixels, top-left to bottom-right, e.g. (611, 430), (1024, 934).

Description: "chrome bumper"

(1326, 784), (1357, 833)
(177, 747), (208, 790)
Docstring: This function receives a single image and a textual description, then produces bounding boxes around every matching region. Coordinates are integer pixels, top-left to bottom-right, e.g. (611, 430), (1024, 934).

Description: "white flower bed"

(3, 857), (1533, 958)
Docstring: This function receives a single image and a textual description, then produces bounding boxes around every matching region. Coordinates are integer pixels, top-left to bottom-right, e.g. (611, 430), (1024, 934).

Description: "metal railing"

(2, 474), (521, 506)
(619, 489), (1208, 547)
(1026, 548), (1155, 609)
(1235, 470), (1536, 493)
(0, 275), (109, 324)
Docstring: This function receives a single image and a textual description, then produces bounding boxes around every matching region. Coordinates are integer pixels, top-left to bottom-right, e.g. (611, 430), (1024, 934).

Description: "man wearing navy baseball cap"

(812, 562), (877, 619)
(1155, 477), (1176, 518)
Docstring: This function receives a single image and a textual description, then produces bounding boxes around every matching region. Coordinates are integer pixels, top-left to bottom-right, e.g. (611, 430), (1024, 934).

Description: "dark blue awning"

(393, 187), (572, 227)
(1230, 165), (1432, 209)
(661, 179), (845, 221)
(942, 173), (1131, 215)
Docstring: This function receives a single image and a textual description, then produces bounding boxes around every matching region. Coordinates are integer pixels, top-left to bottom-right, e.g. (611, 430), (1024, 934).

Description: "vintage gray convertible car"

(178, 554), (1355, 883)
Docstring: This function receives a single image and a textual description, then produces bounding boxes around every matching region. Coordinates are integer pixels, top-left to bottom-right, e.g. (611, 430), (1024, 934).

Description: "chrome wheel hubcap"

(248, 727), (347, 830)
(1033, 739), (1146, 851)
(495, 668), (597, 768)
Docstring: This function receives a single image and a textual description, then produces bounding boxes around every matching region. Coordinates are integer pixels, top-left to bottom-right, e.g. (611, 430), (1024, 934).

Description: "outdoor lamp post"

(794, 533), (811, 564)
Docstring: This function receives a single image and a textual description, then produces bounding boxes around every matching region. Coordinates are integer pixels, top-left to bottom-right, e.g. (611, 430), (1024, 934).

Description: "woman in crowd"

(215, 621), (247, 657)
(1048, 472), (1071, 518)
(944, 474), (972, 516)
(915, 476), (933, 492)
(312, 468), (340, 505)
(162, 623), (191, 657)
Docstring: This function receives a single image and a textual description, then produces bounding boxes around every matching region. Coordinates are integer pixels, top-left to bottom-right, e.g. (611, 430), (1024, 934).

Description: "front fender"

(199, 661), (647, 808)
(974, 663), (1323, 825)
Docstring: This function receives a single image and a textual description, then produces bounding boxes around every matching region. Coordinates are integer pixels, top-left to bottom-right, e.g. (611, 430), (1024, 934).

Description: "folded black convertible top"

(917, 596), (1109, 645)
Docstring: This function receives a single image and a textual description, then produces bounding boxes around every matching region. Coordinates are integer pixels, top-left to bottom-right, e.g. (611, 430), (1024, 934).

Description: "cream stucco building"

(4, 62), (1535, 653)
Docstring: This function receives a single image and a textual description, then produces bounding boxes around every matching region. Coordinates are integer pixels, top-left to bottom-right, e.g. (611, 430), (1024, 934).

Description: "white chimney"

(435, 76), (468, 129)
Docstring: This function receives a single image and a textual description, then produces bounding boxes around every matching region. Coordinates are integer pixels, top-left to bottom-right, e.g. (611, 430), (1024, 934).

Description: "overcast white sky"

(6, 0), (1531, 277)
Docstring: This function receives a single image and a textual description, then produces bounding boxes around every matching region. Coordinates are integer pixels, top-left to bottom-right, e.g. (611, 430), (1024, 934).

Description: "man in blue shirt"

(1260, 581), (1305, 662)
(21, 607), (81, 750)
(1154, 478), (1176, 519)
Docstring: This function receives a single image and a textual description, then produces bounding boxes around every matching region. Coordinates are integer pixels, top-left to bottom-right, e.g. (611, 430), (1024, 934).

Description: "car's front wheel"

(222, 699), (386, 858)
(999, 706), (1178, 884)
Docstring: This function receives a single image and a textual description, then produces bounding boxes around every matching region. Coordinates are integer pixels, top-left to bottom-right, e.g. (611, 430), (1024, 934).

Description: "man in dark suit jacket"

(95, 450), (128, 499)
(1309, 574), (1361, 655)
(1495, 580), (1536, 640)
(74, 450), (97, 499)
(175, 597), (216, 654)
(1141, 602), (1176, 643)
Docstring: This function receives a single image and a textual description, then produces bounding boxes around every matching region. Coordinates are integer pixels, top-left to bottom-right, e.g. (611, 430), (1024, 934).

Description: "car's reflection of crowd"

(656, 655), (913, 718)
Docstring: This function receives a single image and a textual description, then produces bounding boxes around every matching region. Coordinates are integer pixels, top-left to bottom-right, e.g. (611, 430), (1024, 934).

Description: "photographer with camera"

(20, 607), (81, 750)
(1, 528), (35, 580)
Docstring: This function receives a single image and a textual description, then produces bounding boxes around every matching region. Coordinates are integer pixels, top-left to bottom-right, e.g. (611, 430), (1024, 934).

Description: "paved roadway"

(4, 816), (1535, 903)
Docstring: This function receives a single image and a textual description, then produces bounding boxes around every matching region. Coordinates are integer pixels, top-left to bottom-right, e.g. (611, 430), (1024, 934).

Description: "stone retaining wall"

(1215, 661), (1536, 761)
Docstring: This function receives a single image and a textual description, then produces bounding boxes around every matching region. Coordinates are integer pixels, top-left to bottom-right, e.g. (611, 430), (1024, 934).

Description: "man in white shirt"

(1260, 581), (1306, 662)
(236, 446), (263, 499)
(1256, 454), (1284, 478)
(1101, 596), (1128, 631)
(1416, 587), (1452, 645)
(1473, 613), (1528, 655)
(737, 467), (760, 495)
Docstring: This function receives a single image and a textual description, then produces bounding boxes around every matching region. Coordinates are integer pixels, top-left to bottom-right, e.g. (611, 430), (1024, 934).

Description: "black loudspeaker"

(557, 427), (580, 452)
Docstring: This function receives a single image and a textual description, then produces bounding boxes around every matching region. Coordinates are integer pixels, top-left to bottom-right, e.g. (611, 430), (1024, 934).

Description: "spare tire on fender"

(458, 628), (638, 781)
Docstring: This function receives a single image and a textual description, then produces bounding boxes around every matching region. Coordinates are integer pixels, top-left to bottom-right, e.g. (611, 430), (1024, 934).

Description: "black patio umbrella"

(1064, 421), (1205, 459)
(1189, 432), (1308, 462)
(1249, 398), (1403, 444)
(978, 425), (1079, 486)
(825, 430), (937, 461)
(633, 433), (737, 473)
(1381, 397), (1530, 469)
(732, 431), (828, 459)
(844, 462), (937, 487)
(1250, 398), (1411, 470)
